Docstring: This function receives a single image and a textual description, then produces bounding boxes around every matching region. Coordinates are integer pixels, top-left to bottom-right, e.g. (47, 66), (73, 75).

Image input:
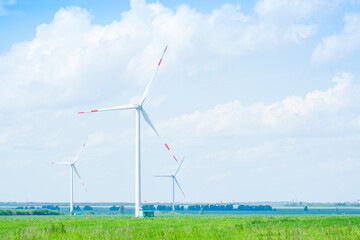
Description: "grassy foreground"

(1, 214), (360, 239)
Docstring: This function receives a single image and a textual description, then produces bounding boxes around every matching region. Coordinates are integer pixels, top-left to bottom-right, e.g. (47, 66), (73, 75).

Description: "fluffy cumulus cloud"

(255, 0), (339, 43)
(313, 13), (360, 63)
(155, 72), (360, 202)
(158, 73), (360, 137)
(1, 0), (360, 202)
(0, 0), (320, 109)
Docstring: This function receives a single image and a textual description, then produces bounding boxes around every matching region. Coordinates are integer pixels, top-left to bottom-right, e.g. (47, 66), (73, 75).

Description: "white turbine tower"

(154, 157), (185, 211)
(47, 138), (88, 214)
(78, 46), (179, 217)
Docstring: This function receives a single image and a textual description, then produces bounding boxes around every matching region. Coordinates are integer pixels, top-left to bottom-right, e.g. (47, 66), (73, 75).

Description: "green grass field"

(1, 214), (360, 239)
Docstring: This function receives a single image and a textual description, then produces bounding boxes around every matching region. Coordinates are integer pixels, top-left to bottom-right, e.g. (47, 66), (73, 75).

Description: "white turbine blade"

(174, 157), (185, 177)
(141, 108), (178, 162)
(78, 104), (137, 114)
(153, 175), (172, 178)
(174, 178), (185, 197)
(73, 165), (87, 192)
(139, 45), (168, 106)
(46, 162), (70, 165)
(72, 138), (88, 164)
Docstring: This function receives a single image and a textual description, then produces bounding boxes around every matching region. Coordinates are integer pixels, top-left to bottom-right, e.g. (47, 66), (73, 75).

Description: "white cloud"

(255, 0), (335, 20)
(0, 2), (319, 110)
(284, 24), (316, 43)
(313, 13), (360, 63)
(1, 0), (360, 202)
(255, 0), (336, 42)
(158, 73), (359, 137)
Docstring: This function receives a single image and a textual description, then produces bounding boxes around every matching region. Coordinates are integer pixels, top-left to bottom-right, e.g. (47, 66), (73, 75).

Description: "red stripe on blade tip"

(164, 46), (168, 52)
(91, 110), (98, 112)
(78, 112), (85, 114)
(165, 144), (170, 150)
(158, 58), (162, 66)
(173, 156), (178, 162)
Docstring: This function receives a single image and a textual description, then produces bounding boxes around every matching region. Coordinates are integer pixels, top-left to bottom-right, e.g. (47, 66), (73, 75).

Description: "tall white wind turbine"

(78, 46), (179, 217)
(46, 138), (88, 214)
(154, 157), (185, 211)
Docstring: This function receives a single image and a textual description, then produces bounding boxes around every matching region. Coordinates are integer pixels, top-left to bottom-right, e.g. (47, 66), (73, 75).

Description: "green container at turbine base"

(139, 210), (154, 218)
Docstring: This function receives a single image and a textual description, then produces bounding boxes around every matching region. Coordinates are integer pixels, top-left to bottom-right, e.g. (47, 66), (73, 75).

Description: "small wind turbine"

(154, 157), (185, 211)
(77, 46), (179, 217)
(46, 138), (88, 214)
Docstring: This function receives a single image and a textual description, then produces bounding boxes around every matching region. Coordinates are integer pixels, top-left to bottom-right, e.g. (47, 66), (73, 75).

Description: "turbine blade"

(78, 104), (137, 114)
(73, 165), (87, 192)
(46, 162), (70, 165)
(174, 157), (185, 177)
(139, 45), (168, 106)
(174, 178), (185, 198)
(141, 108), (178, 162)
(153, 175), (172, 178)
(73, 138), (88, 164)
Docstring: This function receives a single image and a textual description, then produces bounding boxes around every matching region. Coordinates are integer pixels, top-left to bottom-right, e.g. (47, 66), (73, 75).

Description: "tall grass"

(1, 215), (360, 239)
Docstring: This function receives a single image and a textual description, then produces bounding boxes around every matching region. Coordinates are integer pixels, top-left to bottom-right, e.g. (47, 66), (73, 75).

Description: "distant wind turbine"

(154, 157), (185, 211)
(77, 46), (179, 217)
(46, 138), (88, 214)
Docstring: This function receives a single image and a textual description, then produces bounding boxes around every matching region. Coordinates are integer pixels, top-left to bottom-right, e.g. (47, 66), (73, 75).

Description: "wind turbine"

(46, 138), (88, 214)
(154, 157), (185, 211)
(77, 46), (179, 217)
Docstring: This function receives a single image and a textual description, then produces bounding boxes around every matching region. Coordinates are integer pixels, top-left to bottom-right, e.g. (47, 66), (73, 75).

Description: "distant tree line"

(109, 206), (120, 211)
(236, 205), (272, 211)
(16, 206), (36, 209)
(142, 205), (184, 211)
(42, 205), (94, 212)
(108, 205), (125, 214)
(189, 204), (272, 211)
(84, 206), (93, 211)
(142, 204), (272, 211)
(42, 205), (60, 211)
(73, 206), (81, 211)
(284, 202), (349, 207)
(0, 209), (61, 215)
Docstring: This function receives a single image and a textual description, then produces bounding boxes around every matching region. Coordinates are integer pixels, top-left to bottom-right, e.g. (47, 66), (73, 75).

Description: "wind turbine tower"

(47, 138), (88, 213)
(78, 46), (179, 217)
(154, 157), (185, 211)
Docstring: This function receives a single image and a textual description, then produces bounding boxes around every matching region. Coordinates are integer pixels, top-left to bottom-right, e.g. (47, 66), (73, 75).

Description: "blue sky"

(1, 0), (360, 204)
(0, 0), (254, 54)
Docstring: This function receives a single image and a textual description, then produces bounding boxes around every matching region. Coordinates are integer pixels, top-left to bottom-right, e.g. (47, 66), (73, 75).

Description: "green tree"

(84, 206), (93, 211)
(119, 205), (124, 215)
(199, 208), (204, 214)
(84, 210), (95, 215)
(304, 206), (308, 211)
